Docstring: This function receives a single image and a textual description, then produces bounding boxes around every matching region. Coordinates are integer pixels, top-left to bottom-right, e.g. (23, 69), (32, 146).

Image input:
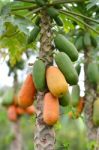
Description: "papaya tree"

(72, 3), (99, 146)
(0, 0), (99, 149)
(1, 59), (25, 150)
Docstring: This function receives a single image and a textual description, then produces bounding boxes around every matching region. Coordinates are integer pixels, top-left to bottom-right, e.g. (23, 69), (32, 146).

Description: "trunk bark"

(10, 120), (23, 150)
(34, 11), (55, 150)
(84, 47), (97, 141)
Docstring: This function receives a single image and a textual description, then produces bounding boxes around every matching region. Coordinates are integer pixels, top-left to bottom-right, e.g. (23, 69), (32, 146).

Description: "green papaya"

(54, 34), (78, 61)
(55, 52), (78, 85)
(71, 84), (80, 107)
(87, 62), (99, 84)
(54, 16), (63, 26)
(75, 63), (81, 76)
(93, 99), (99, 126)
(90, 35), (97, 47)
(47, 7), (59, 18)
(54, 4), (62, 9)
(27, 25), (40, 44)
(59, 90), (71, 106)
(35, 16), (41, 26)
(75, 36), (84, 51)
(32, 59), (46, 91)
(35, 0), (45, 6)
(2, 88), (14, 106)
(84, 32), (91, 47)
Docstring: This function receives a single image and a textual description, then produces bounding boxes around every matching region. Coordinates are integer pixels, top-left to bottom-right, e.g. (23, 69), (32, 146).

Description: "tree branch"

(61, 10), (99, 24)
(50, 0), (84, 5)
(11, 5), (37, 11)
(14, 0), (36, 3)
(60, 10), (99, 35)
(26, 7), (42, 17)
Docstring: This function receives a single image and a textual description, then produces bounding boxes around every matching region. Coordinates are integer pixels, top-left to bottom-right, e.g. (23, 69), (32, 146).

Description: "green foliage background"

(0, 105), (92, 150)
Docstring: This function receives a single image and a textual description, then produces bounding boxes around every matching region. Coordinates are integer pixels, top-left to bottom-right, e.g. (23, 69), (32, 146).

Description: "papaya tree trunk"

(10, 120), (23, 150)
(34, 11), (55, 150)
(84, 47), (97, 142)
(10, 73), (23, 150)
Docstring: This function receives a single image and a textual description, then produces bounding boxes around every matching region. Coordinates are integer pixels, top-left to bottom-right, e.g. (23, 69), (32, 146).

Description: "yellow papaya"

(46, 66), (68, 97)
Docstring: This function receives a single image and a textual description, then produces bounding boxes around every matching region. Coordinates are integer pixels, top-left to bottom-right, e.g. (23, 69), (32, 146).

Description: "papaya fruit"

(68, 111), (77, 119)
(68, 97), (84, 119)
(68, 111), (74, 119)
(90, 35), (97, 47)
(7, 105), (17, 122)
(16, 107), (25, 116)
(55, 52), (78, 85)
(87, 62), (99, 84)
(54, 34), (78, 61)
(2, 88), (14, 106)
(84, 32), (91, 47)
(54, 16), (63, 26)
(35, 16), (41, 26)
(18, 74), (36, 108)
(27, 25), (40, 44)
(47, 7), (59, 18)
(93, 98), (99, 126)
(46, 66), (68, 97)
(35, 0), (45, 6)
(76, 97), (84, 117)
(59, 90), (71, 107)
(75, 36), (84, 51)
(33, 59), (46, 91)
(54, 4), (62, 9)
(43, 92), (59, 125)
(26, 105), (36, 115)
(75, 63), (81, 76)
(71, 84), (80, 107)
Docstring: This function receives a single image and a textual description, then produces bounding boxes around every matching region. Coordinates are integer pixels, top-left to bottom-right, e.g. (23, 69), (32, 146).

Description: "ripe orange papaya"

(75, 97), (85, 118)
(43, 92), (59, 125)
(16, 107), (25, 116)
(26, 105), (36, 115)
(7, 105), (17, 122)
(18, 74), (36, 108)
(46, 66), (68, 97)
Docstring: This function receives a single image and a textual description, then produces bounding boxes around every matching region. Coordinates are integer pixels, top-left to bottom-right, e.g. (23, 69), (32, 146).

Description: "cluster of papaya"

(27, 5), (64, 45)
(75, 32), (97, 51)
(1, 86), (35, 122)
(7, 104), (35, 122)
(75, 32), (98, 85)
(18, 32), (84, 125)
(17, 0), (86, 125)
